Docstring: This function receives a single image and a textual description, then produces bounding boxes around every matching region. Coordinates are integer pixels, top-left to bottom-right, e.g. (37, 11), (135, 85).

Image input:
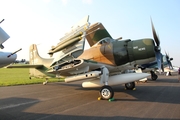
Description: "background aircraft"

(0, 19), (20, 68)
(136, 20), (174, 80)
(137, 53), (174, 80)
(8, 16), (165, 100)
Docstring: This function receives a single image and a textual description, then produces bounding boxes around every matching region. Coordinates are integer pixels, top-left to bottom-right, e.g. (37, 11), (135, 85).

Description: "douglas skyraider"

(8, 16), (165, 100)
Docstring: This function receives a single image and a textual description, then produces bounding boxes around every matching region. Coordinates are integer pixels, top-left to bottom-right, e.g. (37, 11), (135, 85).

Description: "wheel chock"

(109, 98), (115, 102)
(133, 88), (136, 90)
(98, 97), (101, 100)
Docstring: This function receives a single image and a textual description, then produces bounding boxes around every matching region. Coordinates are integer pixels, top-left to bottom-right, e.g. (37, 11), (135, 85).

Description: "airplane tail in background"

(29, 44), (55, 78)
(29, 44), (53, 67)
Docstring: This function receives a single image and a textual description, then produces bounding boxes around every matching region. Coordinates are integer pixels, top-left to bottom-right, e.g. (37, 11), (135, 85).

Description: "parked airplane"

(137, 53), (173, 80)
(8, 16), (164, 100)
(0, 19), (20, 68)
(136, 21), (174, 80)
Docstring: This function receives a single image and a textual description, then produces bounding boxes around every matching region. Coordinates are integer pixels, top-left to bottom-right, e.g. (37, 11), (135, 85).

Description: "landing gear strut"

(99, 66), (115, 100)
(150, 71), (158, 80)
(99, 86), (114, 100)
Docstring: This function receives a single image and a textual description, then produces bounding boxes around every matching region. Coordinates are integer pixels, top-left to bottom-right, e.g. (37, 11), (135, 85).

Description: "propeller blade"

(151, 18), (160, 46)
(151, 18), (164, 73)
(165, 51), (173, 70)
(168, 61), (173, 70)
(165, 51), (169, 59)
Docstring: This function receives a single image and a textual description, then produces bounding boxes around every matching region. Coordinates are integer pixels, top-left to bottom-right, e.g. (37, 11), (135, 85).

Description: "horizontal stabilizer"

(6, 64), (43, 69)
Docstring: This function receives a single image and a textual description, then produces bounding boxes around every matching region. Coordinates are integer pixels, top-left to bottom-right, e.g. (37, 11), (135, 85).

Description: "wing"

(48, 58), (142, 77)
(48, 59), (115, 76)
(49, 16), (90, 67)
(85, 22), (112, 47)
(0, 26), (10, 48)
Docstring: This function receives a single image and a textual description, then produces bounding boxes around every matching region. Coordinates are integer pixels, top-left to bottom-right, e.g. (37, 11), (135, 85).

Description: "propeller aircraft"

(136, 20), (174, 80)
(137, 53), (174, 80)
(8, 16), (165, 100)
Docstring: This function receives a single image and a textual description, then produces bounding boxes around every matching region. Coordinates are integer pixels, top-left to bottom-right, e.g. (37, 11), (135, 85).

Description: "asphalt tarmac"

(0, 75), (180, 120)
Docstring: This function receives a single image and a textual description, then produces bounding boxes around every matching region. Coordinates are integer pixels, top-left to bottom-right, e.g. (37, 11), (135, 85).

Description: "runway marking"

(0, 100), (39, 110)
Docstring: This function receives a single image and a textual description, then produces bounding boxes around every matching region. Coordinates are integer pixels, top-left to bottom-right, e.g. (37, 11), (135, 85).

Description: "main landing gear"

(125, 82), (136, 90)
(98, 66), (114, 100)
(99, 82), (136, 100)
(98, 66), (136, 100)
(99, 85), (114, 100)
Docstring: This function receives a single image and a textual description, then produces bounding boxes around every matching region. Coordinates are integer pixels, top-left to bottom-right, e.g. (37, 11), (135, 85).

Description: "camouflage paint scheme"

(7, 16), (157, 78)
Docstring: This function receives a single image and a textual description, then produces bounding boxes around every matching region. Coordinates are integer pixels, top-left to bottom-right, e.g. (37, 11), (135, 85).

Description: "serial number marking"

(133, 46), (138, 49)
(138, 47), (146, 51)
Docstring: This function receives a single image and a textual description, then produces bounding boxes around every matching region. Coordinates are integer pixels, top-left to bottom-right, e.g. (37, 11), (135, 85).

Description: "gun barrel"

(12, 48), (22, 55)
(0, 19), (4, 24)
(7, 48), (22, 58)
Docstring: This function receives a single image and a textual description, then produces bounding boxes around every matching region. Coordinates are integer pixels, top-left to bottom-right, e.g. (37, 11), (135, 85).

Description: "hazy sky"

(0, 0), (180, 66)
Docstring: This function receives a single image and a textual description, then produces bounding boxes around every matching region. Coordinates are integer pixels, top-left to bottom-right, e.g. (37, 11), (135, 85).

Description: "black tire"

(151, 74), (158, 80)
(150, 71), (158, 80)
(99, 86), (114, 100)
(125, 82), (135, 90)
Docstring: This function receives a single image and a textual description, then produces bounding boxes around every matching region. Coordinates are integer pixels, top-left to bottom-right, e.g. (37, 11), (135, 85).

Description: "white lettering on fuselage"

(133, 46), (138, 49)
(133, 46), (146, 51)
(138, 47), (146, 51)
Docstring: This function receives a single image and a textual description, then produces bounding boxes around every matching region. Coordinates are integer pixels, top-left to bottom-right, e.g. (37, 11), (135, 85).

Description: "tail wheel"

(99, 86), (114, 100)
(125, 82), (135, 90)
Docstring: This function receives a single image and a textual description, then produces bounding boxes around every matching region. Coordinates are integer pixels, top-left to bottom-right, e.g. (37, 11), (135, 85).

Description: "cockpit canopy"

(93, 37), (114, 46)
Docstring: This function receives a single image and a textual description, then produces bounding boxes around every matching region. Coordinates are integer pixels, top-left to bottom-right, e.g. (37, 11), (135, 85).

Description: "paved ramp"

(0, 75), (180, 120)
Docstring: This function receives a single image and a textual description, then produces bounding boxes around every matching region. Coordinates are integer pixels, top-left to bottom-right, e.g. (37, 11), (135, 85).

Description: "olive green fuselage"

(79, 38), (156, 66)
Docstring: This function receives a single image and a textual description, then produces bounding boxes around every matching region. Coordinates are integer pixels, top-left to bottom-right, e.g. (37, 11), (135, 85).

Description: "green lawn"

(0, 68), (64, 86)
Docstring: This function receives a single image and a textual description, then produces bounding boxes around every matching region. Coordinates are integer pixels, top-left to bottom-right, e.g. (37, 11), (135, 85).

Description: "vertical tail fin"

(29, 44), (55, 78)
(29, 44), (53, 67)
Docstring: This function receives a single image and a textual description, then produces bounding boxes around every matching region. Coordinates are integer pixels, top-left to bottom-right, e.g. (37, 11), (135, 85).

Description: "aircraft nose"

(0, 52), (17, 68)
(9, 53), (17, 60)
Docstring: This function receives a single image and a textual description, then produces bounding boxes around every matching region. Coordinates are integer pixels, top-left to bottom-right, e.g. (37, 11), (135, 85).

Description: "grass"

(0, 68), (64, 87)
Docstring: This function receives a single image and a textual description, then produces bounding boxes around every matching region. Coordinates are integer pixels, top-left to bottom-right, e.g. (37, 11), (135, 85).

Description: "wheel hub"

(101, 88), (110, 99)
(126, 83), (131, 87)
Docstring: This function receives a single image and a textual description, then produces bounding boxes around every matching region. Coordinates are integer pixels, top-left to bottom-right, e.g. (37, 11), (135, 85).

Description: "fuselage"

(78, 37), (156, 67)
(0, 52), (17, 67)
